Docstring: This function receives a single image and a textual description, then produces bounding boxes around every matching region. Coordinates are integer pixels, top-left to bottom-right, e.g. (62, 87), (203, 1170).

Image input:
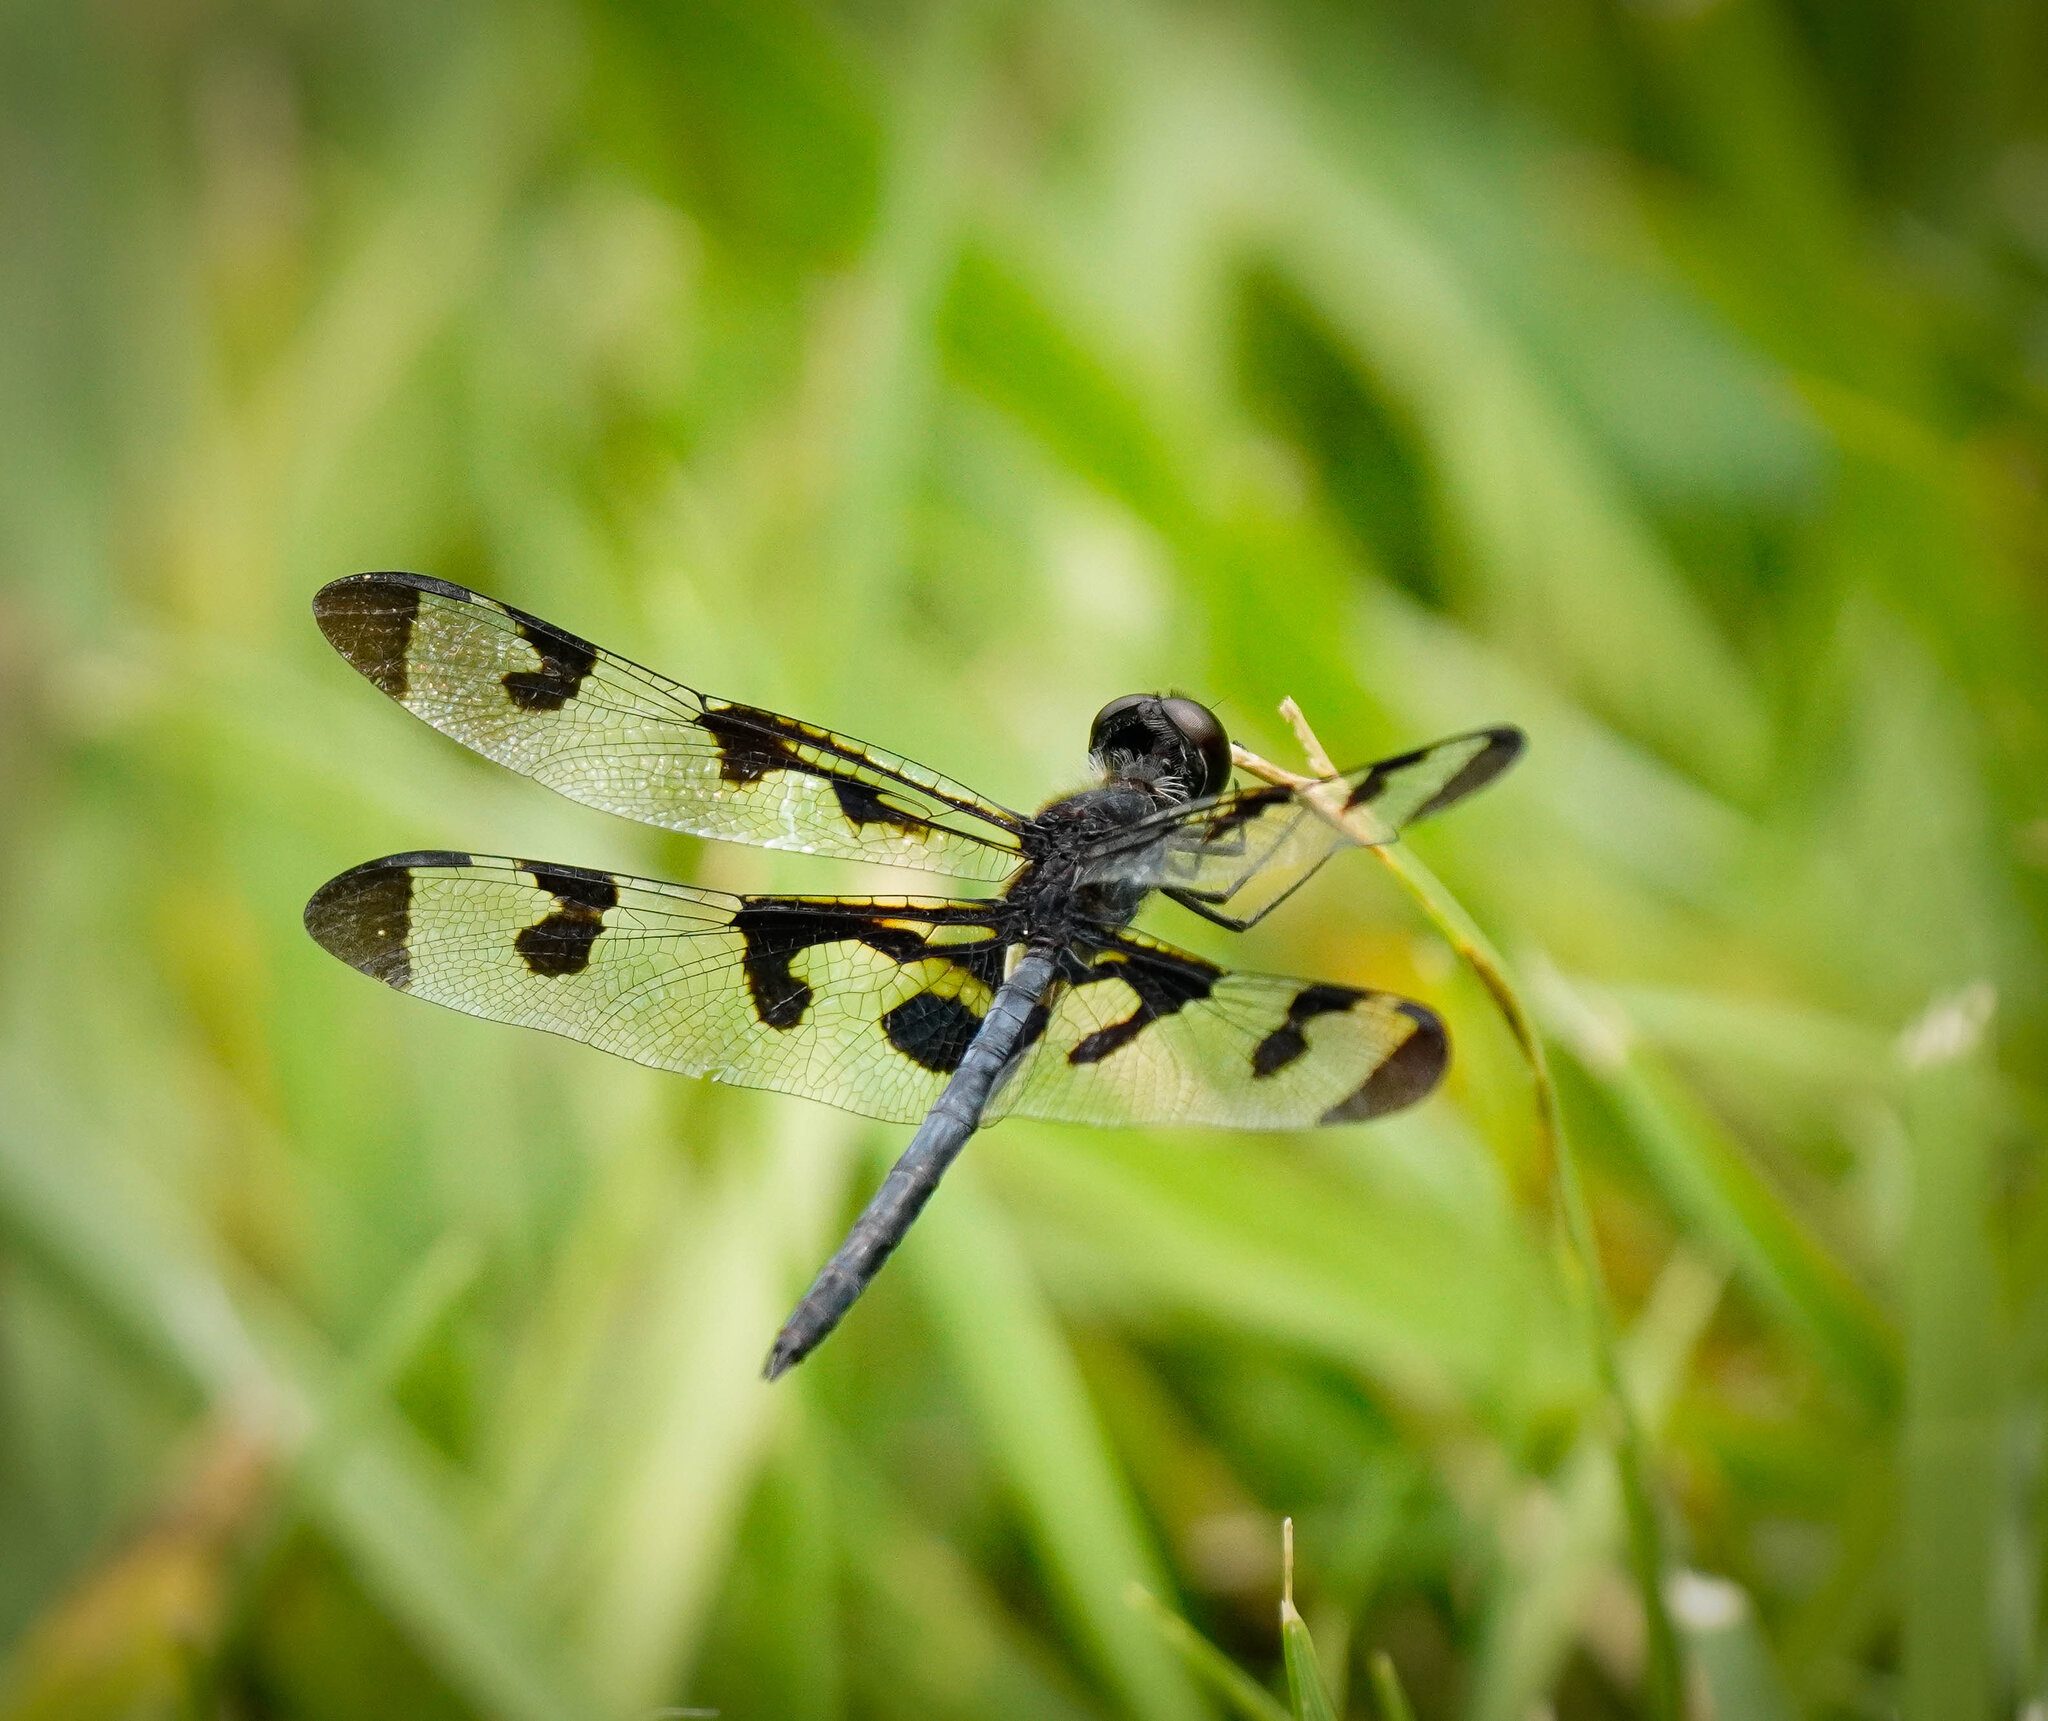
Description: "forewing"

(1079, 726), (1523, 924)
(990, 931), (1446, 1129)
(305, 852), (1015, 1125)
(313, 573), (1026, 881)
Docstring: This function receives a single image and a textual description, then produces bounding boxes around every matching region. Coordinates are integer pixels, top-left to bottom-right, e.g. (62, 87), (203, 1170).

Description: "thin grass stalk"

(1231, 702), (1683, 1720)
(1279, 1520), (1338, 1721)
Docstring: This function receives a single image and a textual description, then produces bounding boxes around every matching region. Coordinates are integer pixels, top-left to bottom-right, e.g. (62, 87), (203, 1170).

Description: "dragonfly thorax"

(1012, 781), (1165, 937)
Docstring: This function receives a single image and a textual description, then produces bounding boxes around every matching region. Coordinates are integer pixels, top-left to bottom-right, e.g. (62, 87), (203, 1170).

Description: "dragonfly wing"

(314, 573), (1027, 882)
(990, 929), (1446, 1129)
(1078, 726), (1524, 924)
(306, 852), (1019, 1126)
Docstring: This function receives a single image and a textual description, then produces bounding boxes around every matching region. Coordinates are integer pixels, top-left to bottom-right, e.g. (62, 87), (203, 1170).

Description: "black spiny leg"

(1165, 887), (1257, 933)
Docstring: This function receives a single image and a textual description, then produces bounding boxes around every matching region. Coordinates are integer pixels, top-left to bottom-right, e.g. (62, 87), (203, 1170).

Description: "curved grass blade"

(1128, 1583), (1292, 1721)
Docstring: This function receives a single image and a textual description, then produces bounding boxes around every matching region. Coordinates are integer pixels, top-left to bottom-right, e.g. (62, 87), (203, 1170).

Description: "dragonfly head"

(1088, 694), (1231, 803)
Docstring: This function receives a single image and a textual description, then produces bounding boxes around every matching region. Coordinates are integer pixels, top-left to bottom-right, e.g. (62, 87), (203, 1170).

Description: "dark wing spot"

(511, 861), (619, 977)
(1250, 982), (1361, 1078)
(312, 573), (424, 699)
(698, 702), (802, 784)
(735, 908), (823, 1027)
(1067, 947), (1219, 1066)
(697, 704), (943, 842)
(882, 990), (984, 1074)
(831, 775), (932, 835)
(515, 907), (605, 976)
(1343, 728), (1524, 820)
(948, 936), (1009, 994)
(1198, 784), (1292, 845)
(1341, 757), (1398, 811)
(303, 853), (451, 989)
(1252, 1026), (1308, 1078)
(729, 905), (815, 1028)
(1319, 1003), (1447, 1123)
(521, 861), (620, 912)
(1068, 1016), (1144, 1066)
(731, 901), (951, 1033)
(501, 613), (600, 711)
(754, 966), (813, 1029)
(730, 901), (1006, 1035)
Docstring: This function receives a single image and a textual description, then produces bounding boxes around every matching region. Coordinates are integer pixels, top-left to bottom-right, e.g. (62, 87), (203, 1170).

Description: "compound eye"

(1160, 697), (1230, 796)
(1088, 694), (1153, 756)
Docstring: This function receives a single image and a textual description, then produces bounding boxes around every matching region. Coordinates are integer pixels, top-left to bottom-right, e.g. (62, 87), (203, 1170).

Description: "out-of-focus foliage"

(2, 0), (2045, 1717)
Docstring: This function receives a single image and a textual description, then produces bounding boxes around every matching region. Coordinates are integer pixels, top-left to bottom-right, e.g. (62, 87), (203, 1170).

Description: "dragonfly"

(304, 573), (1524, 1377)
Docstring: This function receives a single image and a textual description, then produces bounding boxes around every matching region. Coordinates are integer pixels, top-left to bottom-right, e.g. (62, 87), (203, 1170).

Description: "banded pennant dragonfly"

(305, 574), (1523, 1376)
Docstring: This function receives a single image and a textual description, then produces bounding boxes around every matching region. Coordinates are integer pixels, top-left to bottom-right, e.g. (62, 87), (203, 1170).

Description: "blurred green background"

(2, 1), (2045, 1717)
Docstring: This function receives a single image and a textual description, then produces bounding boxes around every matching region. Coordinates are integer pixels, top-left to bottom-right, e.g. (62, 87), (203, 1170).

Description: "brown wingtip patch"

(1342, 725), (1528, 821)
(312, 572), (436, 699)
(1319, 1004), (1448, 1123)
(304, 853), (452, 990)
(1411, 726), (1526, 821)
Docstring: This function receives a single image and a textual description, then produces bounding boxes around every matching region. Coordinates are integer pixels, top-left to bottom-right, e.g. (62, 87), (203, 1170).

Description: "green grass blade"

(1368, 1651), (1418, 1721)
(1279, 1525), (1337, 1721)
(913, 1159), (1209, 1721)
(1277, 1606), (1343, 1712)
(1231, 727), (1686, 1721)
(1541, 971), (1899, 1412)
(1129, 1584), (1292, 1721)
(1669, 1573), (1797, 1721)
(829, 1437), (1105, 1721)
(0, 1085), (611, 1721)
(1900, 990), (2001, 1721)
(1280, 1606), (1337, 1721)
(1464, 1254), (1722, 1721)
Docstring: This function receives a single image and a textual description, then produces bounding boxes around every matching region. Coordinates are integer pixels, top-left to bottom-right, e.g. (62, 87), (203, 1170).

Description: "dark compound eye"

(1159, 697), (1231, 797)
(1088, 694), (1154, 759)
(1089, 693), (1232, 800)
